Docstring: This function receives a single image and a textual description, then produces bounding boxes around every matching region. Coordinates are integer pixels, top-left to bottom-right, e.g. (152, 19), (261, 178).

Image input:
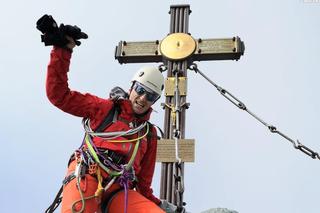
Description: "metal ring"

(158, 64), (167, 72)
(188, 63), (198, 72)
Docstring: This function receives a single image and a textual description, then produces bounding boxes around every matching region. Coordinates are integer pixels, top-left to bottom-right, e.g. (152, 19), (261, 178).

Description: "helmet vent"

(139, 71), (144, 77)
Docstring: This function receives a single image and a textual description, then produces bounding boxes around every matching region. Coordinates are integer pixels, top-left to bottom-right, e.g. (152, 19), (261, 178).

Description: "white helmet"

(131, 66), (164, 96)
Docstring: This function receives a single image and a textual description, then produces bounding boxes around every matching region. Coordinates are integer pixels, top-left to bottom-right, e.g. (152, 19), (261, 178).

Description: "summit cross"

(115, 4), (245, 211)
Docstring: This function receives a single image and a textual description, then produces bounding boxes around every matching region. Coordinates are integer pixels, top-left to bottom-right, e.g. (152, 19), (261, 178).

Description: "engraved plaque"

(122, 41), (159, 56)
(115, 40), (163, 63)
(199, 38), (235, 54)
(192, 37), (245, 61)
(156, 139), (195, 162)
(164, 77), (187, 96)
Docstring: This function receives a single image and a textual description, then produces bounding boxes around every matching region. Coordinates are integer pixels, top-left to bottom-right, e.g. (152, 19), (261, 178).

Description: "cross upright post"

(115, 4), (245, 211)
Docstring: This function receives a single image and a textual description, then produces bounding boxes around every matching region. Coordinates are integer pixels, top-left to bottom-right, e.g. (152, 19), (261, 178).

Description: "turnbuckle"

(294, 141), (320, 159)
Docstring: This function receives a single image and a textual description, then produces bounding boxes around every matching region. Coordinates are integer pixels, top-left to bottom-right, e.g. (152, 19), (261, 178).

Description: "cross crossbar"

(115, 37), (244, 64)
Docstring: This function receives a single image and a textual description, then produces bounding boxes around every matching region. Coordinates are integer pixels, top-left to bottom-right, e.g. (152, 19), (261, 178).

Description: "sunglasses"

(133, 82), (160, 102)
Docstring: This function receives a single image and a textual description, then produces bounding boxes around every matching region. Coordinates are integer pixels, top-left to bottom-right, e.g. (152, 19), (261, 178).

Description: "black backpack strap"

(146, 122), (164, 141)
(95, 103), (120, 132)
(154, 124), (164, 139)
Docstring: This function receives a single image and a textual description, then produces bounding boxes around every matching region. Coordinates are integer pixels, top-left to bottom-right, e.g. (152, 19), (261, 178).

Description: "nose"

(138, 93), (148, 101)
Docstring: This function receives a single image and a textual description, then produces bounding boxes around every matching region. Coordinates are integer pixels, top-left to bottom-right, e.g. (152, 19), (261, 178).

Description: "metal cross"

(115, 4), (245, 211)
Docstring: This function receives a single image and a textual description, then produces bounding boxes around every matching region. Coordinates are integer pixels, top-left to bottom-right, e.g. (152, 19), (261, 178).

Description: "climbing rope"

(171, 67), (186, 213)
(189, 63), (320, 161)
(71, 152), (96, 213)
(83, 123), (149, 174)
(70, 120), (150, 213)
(83, 118), (147, 139)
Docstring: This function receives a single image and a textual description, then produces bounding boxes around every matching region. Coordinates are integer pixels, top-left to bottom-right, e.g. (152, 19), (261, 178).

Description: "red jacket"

(46, 47), (160, 204)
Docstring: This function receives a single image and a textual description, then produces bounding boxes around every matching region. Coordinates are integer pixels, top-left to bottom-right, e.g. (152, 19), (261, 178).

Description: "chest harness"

(45, 105), (151, 213)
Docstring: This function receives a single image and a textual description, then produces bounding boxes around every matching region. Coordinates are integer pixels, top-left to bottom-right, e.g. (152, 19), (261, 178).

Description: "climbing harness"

(82, 121), (148, 176)
(70, 151), (96, 213)
(45, 103), (151, 213)
(188, 63), (320, 160)
(69, 118), (150, 213)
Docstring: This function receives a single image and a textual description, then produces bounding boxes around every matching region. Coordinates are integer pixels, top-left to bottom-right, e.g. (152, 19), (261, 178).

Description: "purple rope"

(118, 166), (134, 213)
(83, 135), (135, 213)
(103, 158), (122, 170)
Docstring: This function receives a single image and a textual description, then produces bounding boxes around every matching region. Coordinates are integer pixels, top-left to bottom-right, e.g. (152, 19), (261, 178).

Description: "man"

(44, 28), (176, 212)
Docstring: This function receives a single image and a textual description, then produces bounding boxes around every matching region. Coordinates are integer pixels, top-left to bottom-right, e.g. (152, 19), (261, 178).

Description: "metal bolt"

(198, 38), (202, 43)
(198, 49), (202, 54)
(123, 41), (127, 46)
(161, 103), (166, 109)
(155, 50), (159, 55)
(175, 176), (181, 181)
(232, 37), (236, 42)
(122, 51), (126, 56)
(233, 48), (236, 52)
(185, 103), (190, 109)
(156, 40), (159, 45)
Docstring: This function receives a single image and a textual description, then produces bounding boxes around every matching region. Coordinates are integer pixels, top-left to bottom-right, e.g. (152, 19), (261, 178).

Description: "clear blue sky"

(1, 1), (320, 213)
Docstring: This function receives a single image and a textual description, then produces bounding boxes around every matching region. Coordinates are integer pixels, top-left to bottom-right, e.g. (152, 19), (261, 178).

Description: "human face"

(129, 83), (158, 114)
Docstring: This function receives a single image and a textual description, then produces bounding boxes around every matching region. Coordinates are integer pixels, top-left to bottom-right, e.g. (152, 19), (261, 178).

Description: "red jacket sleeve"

(136, 126), (161, 205)
(46, 47), (104, 119)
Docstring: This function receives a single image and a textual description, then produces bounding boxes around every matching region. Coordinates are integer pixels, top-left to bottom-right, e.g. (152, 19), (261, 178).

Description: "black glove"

(59, 24), (88, 46)
(36, 14), (88, 48)
(36, 14), (67, 47)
